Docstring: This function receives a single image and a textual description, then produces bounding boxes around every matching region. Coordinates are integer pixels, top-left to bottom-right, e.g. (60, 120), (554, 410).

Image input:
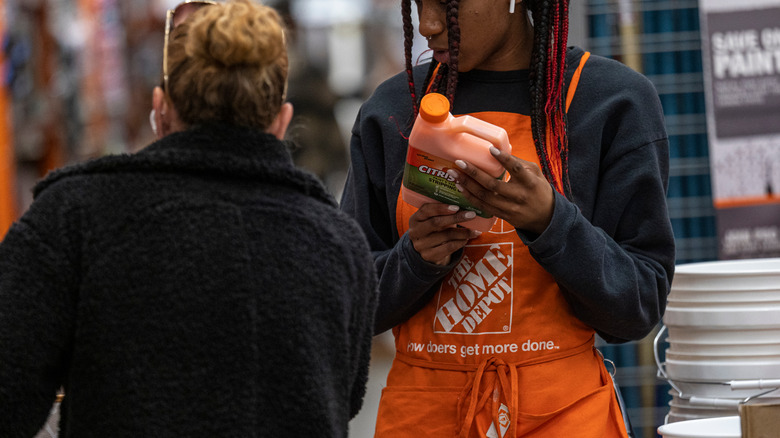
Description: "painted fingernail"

(471, 230), (482, 238)
(464, 211), (476, 219)
(489, 146), (500, 156)
(448, 205), (460, 212)
(455, 183), (464, 192)
(447, 169), (459, 180)
(455, 160), (467, 169)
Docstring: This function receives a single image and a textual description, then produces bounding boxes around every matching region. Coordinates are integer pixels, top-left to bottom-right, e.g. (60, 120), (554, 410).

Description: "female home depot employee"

(341, 0), (675, 436)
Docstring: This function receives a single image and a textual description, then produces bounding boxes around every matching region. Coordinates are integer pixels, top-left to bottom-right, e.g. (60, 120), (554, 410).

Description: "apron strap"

(566, 51), (591, 112)
(456, 357), (520, 438)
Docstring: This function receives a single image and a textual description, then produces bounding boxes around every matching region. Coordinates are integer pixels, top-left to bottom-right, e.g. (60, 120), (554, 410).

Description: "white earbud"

(149, 109), (158, 136)
(509, 0), (516, 13)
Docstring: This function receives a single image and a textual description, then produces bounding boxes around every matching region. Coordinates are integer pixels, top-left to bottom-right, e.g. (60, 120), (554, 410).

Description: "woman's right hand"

(408, 203), (482, 266)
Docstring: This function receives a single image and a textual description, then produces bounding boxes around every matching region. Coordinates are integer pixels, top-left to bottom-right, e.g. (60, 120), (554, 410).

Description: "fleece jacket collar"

(33, 124), (336, 207)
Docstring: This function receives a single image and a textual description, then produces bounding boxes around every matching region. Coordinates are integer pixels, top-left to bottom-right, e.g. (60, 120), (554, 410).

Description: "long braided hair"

(401, 0), (572, 198)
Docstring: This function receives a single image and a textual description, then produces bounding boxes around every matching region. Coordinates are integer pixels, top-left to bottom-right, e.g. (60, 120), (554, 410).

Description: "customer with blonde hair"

(0, 1), (377, 436)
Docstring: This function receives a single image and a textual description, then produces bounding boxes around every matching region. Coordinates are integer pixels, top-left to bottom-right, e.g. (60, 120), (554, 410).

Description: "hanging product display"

(1, 1), (17, 237)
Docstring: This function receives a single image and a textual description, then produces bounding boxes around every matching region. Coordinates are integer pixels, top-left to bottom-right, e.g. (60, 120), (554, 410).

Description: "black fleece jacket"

(0, 125), (377, 437)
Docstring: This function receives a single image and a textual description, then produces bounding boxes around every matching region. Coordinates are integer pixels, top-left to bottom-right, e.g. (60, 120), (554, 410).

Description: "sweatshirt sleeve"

(0, 188), (78, 436)
(340, 83), (459, 334)
(518, 55), (676, 344)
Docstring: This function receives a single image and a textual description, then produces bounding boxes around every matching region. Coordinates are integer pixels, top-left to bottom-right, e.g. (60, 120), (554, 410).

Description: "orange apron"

(375, 53), (629, 438)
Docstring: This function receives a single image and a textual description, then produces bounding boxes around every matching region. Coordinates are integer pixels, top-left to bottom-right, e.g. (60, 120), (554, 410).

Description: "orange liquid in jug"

(401, 93), (512, 232)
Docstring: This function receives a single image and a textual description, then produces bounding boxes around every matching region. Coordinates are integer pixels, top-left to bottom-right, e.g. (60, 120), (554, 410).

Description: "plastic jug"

(401, 92), (512, 232)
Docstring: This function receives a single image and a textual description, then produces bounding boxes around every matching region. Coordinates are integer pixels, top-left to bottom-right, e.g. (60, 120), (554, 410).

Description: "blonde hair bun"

(165, 0), (289, 129)
(186, 0), (285, 70)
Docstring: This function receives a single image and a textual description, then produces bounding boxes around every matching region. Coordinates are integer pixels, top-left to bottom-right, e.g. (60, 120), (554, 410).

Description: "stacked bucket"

(656, 258), (780, 423)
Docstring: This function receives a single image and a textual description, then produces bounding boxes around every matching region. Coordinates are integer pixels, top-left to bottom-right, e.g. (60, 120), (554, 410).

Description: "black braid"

(527, 0), (554, 184)
(430, 63), (447, 95)
(401, 0), (418, 116)
(525, 0), (572, 198)
(445, 0), (461, 106)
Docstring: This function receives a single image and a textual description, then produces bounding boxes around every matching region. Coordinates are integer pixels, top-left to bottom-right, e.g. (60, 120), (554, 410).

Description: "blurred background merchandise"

(1, 0), (407, 214)
(7, 1), (772, 438)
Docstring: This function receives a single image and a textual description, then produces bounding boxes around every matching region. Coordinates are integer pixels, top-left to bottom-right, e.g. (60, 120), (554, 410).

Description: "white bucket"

(667, 380), (780, 399)
(667, 326), (780, 345)
(669, 258), (780, 291)
(669, 392), (739, 417)
(664, 353), (780, 382)
(657, 416), (741, 438)
(668, 287), (780, 304)
(666, 411), (719, 424)
(664, 304), (780, 328)
(658, 259), (780, 424)
(667, 340), (780, 356)
(667, 389), (780, 421)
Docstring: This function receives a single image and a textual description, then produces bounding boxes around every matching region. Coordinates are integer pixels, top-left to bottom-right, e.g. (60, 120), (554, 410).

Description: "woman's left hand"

(446, 147), (555, 235)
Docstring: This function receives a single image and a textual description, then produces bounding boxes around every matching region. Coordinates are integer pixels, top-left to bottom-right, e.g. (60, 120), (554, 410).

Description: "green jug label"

(402, 146), (492, 218)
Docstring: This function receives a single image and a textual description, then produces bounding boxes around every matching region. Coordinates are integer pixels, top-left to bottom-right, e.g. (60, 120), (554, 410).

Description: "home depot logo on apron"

(433, 241), (513, 335)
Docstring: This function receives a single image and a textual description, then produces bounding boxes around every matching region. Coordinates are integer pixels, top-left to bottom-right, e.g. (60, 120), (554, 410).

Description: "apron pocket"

(512, 373), (627, 438)
(374, 386), (462, 438)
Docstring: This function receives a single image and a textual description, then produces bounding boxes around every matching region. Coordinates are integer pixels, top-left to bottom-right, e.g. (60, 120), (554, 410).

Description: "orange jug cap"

(420, 93), (450, 123)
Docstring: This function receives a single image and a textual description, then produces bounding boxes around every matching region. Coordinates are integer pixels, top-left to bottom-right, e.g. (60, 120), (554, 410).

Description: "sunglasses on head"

(163, 0), (218, 92)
